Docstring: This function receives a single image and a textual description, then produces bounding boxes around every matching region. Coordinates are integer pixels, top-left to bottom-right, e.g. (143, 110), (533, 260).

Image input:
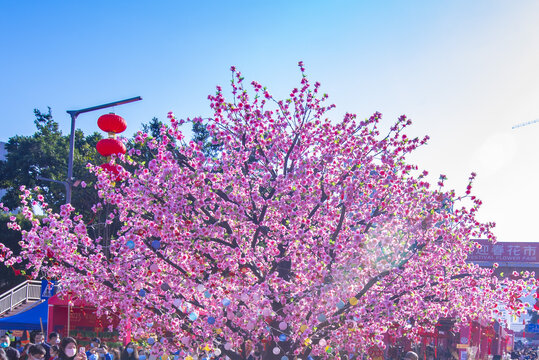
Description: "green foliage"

(0, 213), (32, 292)
(192, 120), (221, 158)
(0, 108), (102, 217)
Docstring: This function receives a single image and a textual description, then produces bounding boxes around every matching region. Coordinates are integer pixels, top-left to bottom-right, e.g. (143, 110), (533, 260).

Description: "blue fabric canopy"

(0, 301), (47, 330)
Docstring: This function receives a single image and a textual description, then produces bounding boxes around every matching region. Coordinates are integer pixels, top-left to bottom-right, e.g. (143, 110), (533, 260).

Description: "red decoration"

(97, 113), (127, 133)
(96, 138), (126, 156)
(99, 163), (124, 182)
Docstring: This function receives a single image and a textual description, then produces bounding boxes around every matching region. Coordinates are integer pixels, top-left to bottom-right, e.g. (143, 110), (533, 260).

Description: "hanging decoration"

(96, 113), (127, 179)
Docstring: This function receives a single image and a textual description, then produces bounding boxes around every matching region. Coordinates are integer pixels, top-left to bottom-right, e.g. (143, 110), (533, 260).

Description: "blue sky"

(2, 1), (539, 243)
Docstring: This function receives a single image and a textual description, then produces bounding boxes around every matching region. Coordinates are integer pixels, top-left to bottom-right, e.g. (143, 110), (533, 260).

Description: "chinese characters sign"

(468, 240), (539, 263)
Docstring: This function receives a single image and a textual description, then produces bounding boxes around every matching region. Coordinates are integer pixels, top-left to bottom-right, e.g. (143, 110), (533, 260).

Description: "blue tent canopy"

(0, 301), (47, 330)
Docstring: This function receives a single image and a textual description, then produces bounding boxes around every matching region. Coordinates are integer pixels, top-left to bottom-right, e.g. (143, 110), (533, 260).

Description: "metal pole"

(66, 113), (77, 204)
(42, 96), (144, 205)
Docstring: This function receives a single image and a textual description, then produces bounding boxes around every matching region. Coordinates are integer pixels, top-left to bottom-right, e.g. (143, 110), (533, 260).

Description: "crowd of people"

(0, 333), (147, 360)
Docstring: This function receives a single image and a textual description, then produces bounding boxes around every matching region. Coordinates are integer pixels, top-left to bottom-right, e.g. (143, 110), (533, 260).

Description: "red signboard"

(467, 240), (539, 263)
(47, 295), (120, 344)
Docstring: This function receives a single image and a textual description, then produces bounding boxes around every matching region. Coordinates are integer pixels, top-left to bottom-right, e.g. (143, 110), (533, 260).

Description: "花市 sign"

(467, 240), (539, 263)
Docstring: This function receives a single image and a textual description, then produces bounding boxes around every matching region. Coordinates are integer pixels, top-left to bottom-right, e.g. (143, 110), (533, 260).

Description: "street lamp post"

(38, 96), (142, 204)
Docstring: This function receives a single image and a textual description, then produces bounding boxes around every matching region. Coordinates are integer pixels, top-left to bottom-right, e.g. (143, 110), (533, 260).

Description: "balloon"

(214, 349), (221, 356)
(138, 289), (146, 297)
(151, 240), (161, 249)
(272, 347), (280, 355)
(300, 325), (307, 333)
(147, 322), (154, 328)
(222, 298), (231, 307)
(173, 299), (182, 308)
(279, 334), (287, 342)
(161, 283), (171, 291)
(189, 312), (198, 321)
(150, 264), (159, 272)
(126, 240), (135, 249)
(197, 284), (205, 292)
(207, 316), (216, 325)
(262, 308), (271, 317)
(147, 337), (155, 345)
(317, 313), (326, 322)
(204, 291), (211, 298)
(224, 343), (231, 351)
(319, 339), (326, 347)
(279, 322), (287, 330)
(349, 297), (358, 305)
(281, 357), (289, 360)
(337, 300), (345, 309)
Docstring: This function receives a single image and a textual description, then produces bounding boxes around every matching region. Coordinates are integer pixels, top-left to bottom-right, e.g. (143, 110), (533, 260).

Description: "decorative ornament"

(204, 290), (211, 298)
(126, 240), (135, 249)
(160, 283), (171, 291)
(189, 312), (198, 321)
(349, 297), (358, 306)
(97, 113), (127, 133)
(100, 163), (123, 181)
(222, 298), (231, 307)
(138, 289), (146, 297)
(279, 322), (287, 330)
(151, 240), (161, 249)
(272, 347), (280, 355)
(96, 138), (126, 156)
(317, 313), (326, 322)
(337, 300), (345, 309)
(207, 316), (216, 325)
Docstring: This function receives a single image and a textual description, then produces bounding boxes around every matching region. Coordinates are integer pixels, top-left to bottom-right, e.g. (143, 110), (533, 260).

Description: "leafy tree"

(1, 65), (536, 359)
(192, 119), (222, 158)
(0, 108), (102, 217)
(0, 214), (31, 292)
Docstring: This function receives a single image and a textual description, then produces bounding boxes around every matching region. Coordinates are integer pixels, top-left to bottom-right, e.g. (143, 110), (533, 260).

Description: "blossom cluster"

(3, 64), (536, 359)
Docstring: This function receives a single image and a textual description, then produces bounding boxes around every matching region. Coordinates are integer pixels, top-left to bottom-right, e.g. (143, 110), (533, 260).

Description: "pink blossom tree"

(1, 63), (536, 359)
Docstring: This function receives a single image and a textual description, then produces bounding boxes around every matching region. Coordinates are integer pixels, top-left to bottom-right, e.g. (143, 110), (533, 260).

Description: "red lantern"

(96, 138), (126, 156)
(97, 113), (127, 133)
(99, 163), (124, 182)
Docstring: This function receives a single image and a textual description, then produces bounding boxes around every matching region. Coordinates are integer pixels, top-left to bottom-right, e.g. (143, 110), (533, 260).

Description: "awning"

(0, 301), (48, 330)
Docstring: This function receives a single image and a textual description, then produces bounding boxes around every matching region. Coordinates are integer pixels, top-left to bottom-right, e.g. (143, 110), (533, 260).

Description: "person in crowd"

(0, 349), (9, 360)
(119, 343), (138, 360)
(49, 346), (58, 360)
(27, 345), (45, 360)
(19, 344), (33, 360)
(108, 349), (120, 360)
(404, 351), (419, 360)
(47, 334), (59, 348)
(0, 334), (20, 360)
(57, 338), (85, 360)
(13, 344), (21, 354)
(32, 334), (49, 360)
(85, 340), (100, 360)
